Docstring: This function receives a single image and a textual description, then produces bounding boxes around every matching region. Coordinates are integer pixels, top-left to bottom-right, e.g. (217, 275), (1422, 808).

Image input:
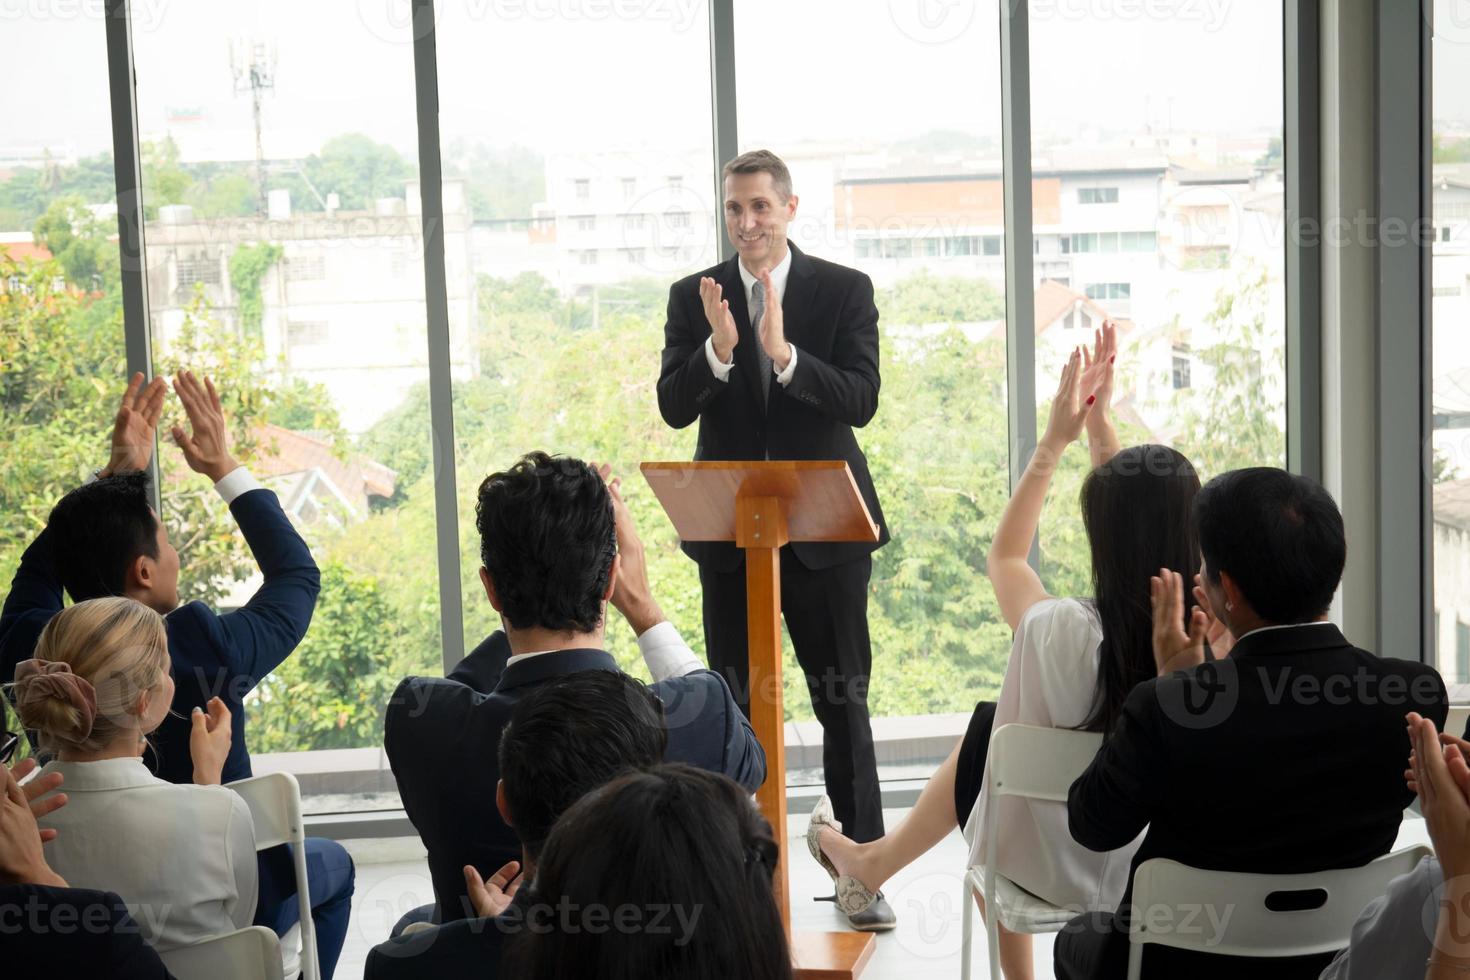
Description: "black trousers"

(698, 550), (885, 843)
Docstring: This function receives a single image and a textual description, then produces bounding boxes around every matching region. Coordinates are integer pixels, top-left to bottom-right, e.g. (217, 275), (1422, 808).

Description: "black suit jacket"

(1067, 623), (1448, 979)
(0, 884), (174, 977)
(364, 891), (531, 980)
(384, 645), (765, 920)
(657, 243), (889, 572)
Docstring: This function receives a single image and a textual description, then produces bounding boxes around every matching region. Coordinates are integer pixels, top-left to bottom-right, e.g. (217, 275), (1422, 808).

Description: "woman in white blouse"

(13, 596), (257, 953)
(809, 325), (1203, 979)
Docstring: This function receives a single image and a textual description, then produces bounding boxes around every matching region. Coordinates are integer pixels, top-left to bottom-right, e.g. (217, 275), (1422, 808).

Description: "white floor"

(334, 806), (1049, 979)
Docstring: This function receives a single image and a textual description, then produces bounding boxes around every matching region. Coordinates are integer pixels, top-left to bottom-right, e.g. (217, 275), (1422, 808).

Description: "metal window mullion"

(411, 0), (466, 674)
(708, 0), (738, 263)
(1285, 0), (1322, 483)
(1001, 0), (1039, 567)
(104, 0), (160, 512)
(1375, 0), (1428, 662)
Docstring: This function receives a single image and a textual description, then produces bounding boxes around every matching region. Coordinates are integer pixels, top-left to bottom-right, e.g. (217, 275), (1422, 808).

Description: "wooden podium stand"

(641, 461), (880, 980)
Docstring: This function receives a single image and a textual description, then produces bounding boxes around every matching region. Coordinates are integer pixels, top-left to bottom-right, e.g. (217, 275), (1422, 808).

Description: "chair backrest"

(227, 771), (318, 980)
(988, 724), (1104, 803)
(1126, 844), (1433, 969)
(158, 925), (283, 980)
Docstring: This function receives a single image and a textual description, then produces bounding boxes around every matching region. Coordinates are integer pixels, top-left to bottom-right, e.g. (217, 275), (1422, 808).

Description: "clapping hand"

(1191, 574), (1234, 656)
(1038, 349), (1097, 459)
(189, 697), (232, 786)
(464, 861), (522, 919)
(699, 277), (739, 364)
(11, 758), (66, 841)
(1078, 320), (1118, 416)
(170, 371), (239, 484)
(590, 462), (664, 637)
(1408, 713), (1470, 881)
(101, 372), (168, 477)
(0, 764), (66, 888)
(1150, 568), (1209, 676)
(757, 269), (792, 372)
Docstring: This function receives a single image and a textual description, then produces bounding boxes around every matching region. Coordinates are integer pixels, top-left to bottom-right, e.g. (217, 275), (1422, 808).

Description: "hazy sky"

(2, 1), (1468, 163)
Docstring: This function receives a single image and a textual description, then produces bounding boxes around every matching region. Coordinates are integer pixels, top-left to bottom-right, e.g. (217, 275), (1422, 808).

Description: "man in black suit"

(366, 670), (666, 978)
(657, 149), (891, 930)
(385, 452), (765, 922)
(1056, 468), (1449, 979)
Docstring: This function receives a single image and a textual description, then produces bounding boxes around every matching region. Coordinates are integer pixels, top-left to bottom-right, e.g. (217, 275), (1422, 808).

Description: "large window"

(132, 3), (441, 811)
(735, 0), (1011, 735)
(1028, 1), (1287, 590)
(1432, 0), (1470, 699)
(433, 1), (717, 683)
(0, 15), (123, 633)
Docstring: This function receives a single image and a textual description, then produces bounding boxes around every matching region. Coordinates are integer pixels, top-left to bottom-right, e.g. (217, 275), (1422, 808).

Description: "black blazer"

(384, 646), (766, 920)
(363, 891), (533, 980)
(1067, 623), (1449, 979)
(0, 884), (174, 977)
(657, 243), (889, 572)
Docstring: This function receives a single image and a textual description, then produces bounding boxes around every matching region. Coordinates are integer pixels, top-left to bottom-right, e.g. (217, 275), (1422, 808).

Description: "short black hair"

(475, 451), (616, 633)
(1195, 467), (1346, 623)
(497, 670), (666, 860)
(46, 472), (160, 602)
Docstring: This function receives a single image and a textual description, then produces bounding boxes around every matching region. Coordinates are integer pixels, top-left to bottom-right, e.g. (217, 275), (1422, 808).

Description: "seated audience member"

(1319, 714), (1470, 980)
(385, 452), (765, 922)
(1056, 467), (1449, 980)
(502, 764), (792, 980)
(365, 669), (667, 978)
(814, 329), (1200, 976)
(0, 756), (174, 977)
(0, 372), (353, 978)
(16, 597), (257, 953)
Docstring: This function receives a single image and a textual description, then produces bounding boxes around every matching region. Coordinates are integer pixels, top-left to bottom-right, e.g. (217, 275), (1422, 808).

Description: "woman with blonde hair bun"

(12, 596), (257, 953)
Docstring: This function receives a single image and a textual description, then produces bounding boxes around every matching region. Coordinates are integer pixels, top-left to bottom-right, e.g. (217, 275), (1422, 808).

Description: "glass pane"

(133, 4), (439, 811)
(735, 0), (1009, 754)
(1432, 0), (1470, 698)
(434, 4), (716, 678)
(1029, 2), (1287, 593)
(0, 11), (123, 735)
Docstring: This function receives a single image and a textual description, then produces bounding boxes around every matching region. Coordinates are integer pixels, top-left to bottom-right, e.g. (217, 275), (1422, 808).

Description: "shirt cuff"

(214, 467), (264, 505)
(637, 620), (703, 682)
(704, 336), (735, 382)
(775, 344), (798, 386)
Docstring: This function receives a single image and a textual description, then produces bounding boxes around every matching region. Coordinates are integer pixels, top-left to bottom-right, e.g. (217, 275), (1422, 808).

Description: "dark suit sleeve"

(657, 282), (729, 429)
(0, 526), (63, 675)
(1068, 680), (1169, 852)
(102, 891), (176, 979)
(214, 488), (322, 686)
(657, 670), (766, 793)
(784, 272), (880, 427)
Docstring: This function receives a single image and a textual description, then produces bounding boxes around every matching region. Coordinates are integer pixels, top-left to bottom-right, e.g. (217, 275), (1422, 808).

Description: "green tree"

(274, 134), (415, 213)
(32, 195), (118, 290)
(227, 242), (283, 339)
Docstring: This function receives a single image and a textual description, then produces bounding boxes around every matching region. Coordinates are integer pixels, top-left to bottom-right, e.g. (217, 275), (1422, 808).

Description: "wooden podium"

(641, 460), (880, 980)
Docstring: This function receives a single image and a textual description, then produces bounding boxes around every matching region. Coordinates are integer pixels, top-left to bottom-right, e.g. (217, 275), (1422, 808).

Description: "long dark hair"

(1077, 445), (1200, 735)
(504, 764), (793, 980)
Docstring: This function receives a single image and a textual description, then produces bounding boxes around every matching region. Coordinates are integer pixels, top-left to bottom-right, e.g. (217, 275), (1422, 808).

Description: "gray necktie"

(751, 281), (772, 408)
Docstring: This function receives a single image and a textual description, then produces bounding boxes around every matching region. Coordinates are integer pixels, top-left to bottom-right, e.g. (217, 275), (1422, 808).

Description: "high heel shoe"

(805, 795), (880, 917)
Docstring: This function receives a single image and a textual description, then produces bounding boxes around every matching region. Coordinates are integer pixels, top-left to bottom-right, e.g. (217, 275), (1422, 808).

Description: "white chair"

(960, 723), (1104, 980)
(158, 925), (284, 980)
(1124, 844), (1434, 979)
(228, 771), (319, 980)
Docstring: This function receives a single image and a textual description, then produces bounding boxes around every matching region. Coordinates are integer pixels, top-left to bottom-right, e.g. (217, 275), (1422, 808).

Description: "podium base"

(791, 930), (876, 979)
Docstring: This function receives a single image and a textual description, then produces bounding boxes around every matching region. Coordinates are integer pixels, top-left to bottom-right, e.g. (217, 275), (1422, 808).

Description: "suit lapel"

(781, 242), (819, 368)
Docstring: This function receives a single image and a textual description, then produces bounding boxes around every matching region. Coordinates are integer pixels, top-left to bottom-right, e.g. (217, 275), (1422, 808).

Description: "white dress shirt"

(503, 619), (703, 681)
(37, 757), (258, 953)
(704, 247), (799, 386)
(964, 597), (1144, 911)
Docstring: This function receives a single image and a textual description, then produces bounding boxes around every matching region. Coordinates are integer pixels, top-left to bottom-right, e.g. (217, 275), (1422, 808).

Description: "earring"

(1225, 602), (1234, 612)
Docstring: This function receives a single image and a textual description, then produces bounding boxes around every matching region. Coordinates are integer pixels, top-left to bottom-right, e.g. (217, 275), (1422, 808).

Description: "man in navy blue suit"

(385, 451), (766, 922)
(0, 372), (353, 980)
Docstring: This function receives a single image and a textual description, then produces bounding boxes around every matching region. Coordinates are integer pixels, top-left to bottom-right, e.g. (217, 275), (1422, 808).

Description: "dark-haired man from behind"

(366, 670), (667, 978)
(0, 373), (355, 980)
(1055, 467), (1449, 980)
(385, 451), (765, 923)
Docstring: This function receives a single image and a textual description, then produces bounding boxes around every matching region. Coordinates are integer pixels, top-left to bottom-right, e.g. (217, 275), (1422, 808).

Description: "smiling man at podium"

(657, 149), (893, 931)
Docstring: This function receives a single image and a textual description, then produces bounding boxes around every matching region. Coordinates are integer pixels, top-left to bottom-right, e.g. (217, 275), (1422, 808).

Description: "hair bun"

(13, 658), (98, 740)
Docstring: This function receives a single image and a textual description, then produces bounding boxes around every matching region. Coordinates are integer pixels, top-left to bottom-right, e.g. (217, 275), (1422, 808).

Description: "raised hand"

(11, 758), (65, 842)
(590, 462), (663, 636)
(101, 372), (168, 477)
(170, 371), (239, 484)
(1078, 320), (1118, 413)
(1151, 568), (1209, 676)
(757, 269), (792, 372)
(1410, 713), (1470, 881)
(0, 764), (66, 887)
(699, 277), (739, 364)
(1192, 574), (1235, 656)
(1039, 349), (1096, 456)
(189, 696), (232, 786)
(464, 860), (522, 919)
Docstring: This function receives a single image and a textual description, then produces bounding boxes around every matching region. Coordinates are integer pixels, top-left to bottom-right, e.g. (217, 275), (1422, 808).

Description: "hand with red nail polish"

(1081, 320), (1121, 467)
